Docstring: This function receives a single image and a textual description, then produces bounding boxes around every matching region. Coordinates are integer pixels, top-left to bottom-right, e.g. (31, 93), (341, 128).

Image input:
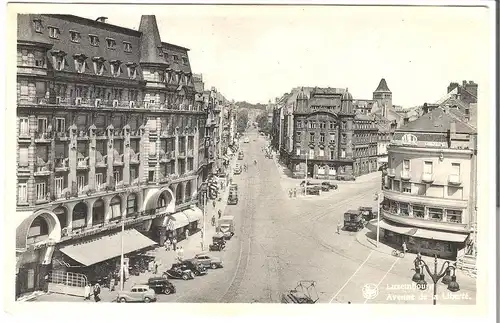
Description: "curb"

(355, 227), (394, 256)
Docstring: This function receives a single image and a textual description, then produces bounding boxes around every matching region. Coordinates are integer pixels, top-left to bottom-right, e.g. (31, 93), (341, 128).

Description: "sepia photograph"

(3, 1), (496, 321)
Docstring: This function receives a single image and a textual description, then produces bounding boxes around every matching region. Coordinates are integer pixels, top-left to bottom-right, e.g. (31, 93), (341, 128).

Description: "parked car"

(162, 264), (195, 280)
(234, 164), (242, 175)
(244, 137), (250, 143)
(146, 277), (176, 295)
(180, 259), (208, 276)
(238, 152), (244, 160)
(229, 183), (238, 192)
(321, 182), (338, 190)
(193, 253), (224, 269)
(228, 192), (238, 205)
(343, 210), (365, 232)
(305, 186), (321, 195)
(117, 285), (156, 303)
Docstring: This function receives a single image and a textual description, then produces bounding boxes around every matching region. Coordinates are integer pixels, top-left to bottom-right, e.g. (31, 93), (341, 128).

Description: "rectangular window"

(36, 182), (46, 200)
(329, 133), (335, 143)
(428, 208), (443, 221)
(95, 173), (103, 190)
(77, 175), (85, 193)
(173, 55), (179, 61)
(19, 117), (29, 135)
(114, 170), (121, 186)
(392, 180), (400, 191)
(446, 209), (462, 224)
(18, 183), (27, 203)
(19, 148), (29, 167)
(451, 163), (460, 176)
(399, 203), (409, 216)
(423, 161), (433, 174)
(319, 149), (324, 157)
(55, 118), (65, 133)
(341, 134), (346, 142)
(48, 26), (60, 39)
(329, 122), (334, 129)
(320, 133), (325, 142)
(296, 148), (300, 156)
(55, 177), (64, 198)
(69, 30), (81, 43)
(403, 159), (410, 171)
(89, 35), (100, 47)
(402, 182), (411, 193)
(427, 185), (444, 198)
(309, 132), (314, 142)
(188, 158), (194, 171)
(413, 205), (425, 218)
(37, 118), (47, 133)
(330, 150), (335, 159)
(296, 121), (302, 128)
(412, 183), (426, 195)
(296, 132), (301, 142)
(341, 149), (346, 158)
(106, 38), (116, 49)
(447, 186), (463, 199)
(124, 42), (132, 53)
(33, 19), (42, 33)
(130, 167), (137, 181)
(308, 149), (314, 159)
(182, 57), (189, 65)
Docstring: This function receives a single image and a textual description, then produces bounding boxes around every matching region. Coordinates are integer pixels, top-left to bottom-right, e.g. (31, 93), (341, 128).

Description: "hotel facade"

(379, 107), (477, 261)
(15, 14), (211, 297)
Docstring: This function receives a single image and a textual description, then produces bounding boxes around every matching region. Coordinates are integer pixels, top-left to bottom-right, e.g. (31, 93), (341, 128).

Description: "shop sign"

(401, 134), (418, 145)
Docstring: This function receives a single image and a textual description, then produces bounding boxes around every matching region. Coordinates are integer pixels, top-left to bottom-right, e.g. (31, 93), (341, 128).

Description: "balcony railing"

(95, 155), (108, 168)
(421, 173), (434, 183)
(34, 131), (53, 142)
(77, 130), (89, 139)
(77, 157), (89, 169)
(34, 162), (51, 175)
(448, 174), (462, 185)
(178, 151), (186, 158)
(55, 131), (69, 140)
(95, 129), (107, 137)
(113, 129), (123, 137)
(386, 168), (396, 177)
(400, 170), (411, 181)
(54, 157), (69, 171)
(113, 154), (124, 166)
(130, 129), (141, 137)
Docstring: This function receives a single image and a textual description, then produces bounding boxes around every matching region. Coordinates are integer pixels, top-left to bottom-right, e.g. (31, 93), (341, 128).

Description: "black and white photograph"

(3, 1), (496, 321)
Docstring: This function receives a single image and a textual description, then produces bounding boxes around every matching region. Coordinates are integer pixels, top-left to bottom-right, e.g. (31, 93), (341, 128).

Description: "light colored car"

(244, 137), (250, 143)
(233, 164), (242, 174)
(194, 253), (223, 269)
(117, 284), (157, 303)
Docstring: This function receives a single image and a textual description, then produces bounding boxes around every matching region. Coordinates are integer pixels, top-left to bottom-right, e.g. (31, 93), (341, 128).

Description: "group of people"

(288, 188), (298, 198)
(84, 282), (102, 302)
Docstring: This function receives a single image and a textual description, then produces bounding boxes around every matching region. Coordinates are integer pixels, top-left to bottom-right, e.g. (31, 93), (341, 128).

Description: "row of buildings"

(270, 79), (398, 180)
(15, 14), (237, 298)
(376, 80), (478, 265)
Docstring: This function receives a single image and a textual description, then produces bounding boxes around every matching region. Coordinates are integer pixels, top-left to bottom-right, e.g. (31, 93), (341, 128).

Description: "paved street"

(34, 129), (476, 304)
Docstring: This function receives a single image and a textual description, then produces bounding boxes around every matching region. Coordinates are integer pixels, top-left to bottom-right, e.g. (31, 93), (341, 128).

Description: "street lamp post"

(411, 254), (460, 305)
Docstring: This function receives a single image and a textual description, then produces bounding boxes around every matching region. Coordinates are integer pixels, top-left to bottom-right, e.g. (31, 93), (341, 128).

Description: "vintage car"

(209, 233), (226, 251)
(117, 285), (157, 303)
(146, 277), (176, 295)
(162, 264), (195, 280)
(321, 182), (338, 190)
(227, 192), (238, 205)
(233, 164), (242, 175)
(343, 210), (365, 232)
(305, 186), (321, 195)
(229, 183), (238, 191)
(238, 152), (244, 160)
(244, 137), (250, 143)
(180, 259), (208, 276)
(193, 253), (224, 269)
(358, 206), (376, 221)
(300, 181), (331, 191)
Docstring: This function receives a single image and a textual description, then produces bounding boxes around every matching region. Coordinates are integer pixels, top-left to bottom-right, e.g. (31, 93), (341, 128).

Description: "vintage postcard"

(3, 1), (496, 322)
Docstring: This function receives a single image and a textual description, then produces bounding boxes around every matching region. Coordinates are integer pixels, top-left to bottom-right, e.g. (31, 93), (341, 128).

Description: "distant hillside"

(235, 101), (267, 110)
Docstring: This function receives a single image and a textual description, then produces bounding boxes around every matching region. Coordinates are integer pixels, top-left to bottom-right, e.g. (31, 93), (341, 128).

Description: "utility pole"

(119, 218), (124, 291)
(201, 182), (207, 251)
(304, 152), (308, 196)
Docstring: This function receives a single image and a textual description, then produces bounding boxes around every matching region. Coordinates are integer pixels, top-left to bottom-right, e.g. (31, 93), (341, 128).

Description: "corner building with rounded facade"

(379, 107), (477, 260)
(15, 14), (208, 297)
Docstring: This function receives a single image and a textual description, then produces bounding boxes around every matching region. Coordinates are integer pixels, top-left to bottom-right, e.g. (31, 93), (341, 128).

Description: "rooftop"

(396, 107), (476, 134)
(374, 78), (391, 93)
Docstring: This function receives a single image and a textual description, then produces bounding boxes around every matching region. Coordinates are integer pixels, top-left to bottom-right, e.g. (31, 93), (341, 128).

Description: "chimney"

(462, 80), (467, 86)
(96, 17), (108, 23)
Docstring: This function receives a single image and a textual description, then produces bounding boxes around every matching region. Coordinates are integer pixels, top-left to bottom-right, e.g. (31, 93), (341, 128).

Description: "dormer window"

(48, 26), (60, 39)
(92, 57), (106, 76)
(73, 54), (88, 73)
(51, 50), (67, 71)
(172, 55), (179, 61)
(69, 30), (81, 43)
(110, 60), (122, 77)
(89, 35), (99, 47)
(123, 42), (132, 53)
(33, 19), (43, 33)
(106, 38), (116, 50)
(126, 62), (137, 79)
(182, 57), (188, 65)
(157, 46), (163, 57)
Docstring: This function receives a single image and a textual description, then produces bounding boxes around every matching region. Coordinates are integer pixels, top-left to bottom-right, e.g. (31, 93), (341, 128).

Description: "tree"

(256, 111), (272, 135)
(236, 109), (249, 133)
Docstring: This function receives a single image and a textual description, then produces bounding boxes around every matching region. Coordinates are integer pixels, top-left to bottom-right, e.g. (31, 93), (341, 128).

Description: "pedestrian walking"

(336, 221), (342, 234)
(211, 215), (216, 226)
(293, 188), (297, 198)
(179, 246), (184, 259)
(93, 283), (101, 302)
(212, 200), (216, 208)
(289, 189), (292, 198)
(185, 228), (190, 239)
(172, 237), (177, 250)
(402, 241), (408, 255)
(218, 209), (222, 218)
(153, 261), (158, 275)
(165, 238), (171, 251)
(84, 283), (91, 300)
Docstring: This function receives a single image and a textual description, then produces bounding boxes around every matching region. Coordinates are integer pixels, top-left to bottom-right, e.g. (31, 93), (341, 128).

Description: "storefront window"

(428, 208), (443, 221)
(446, 209), (462, 224)
(413, 205), (425, 218)
(389, 200), (398, 214)
(392, 180), (400, 191)
(399, 203), (409, 216)
(402, 182), (411, 193)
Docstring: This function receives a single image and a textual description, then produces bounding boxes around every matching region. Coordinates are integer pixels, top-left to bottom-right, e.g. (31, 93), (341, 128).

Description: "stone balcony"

(54, 157), (69, 172)
(34, 162), (51, 176)
(387, 168), (396, 177)
(448, 174), (462, 186)
(400, 170), (411, 181)
(76, 157), (89, 169)
(113, 154), (124, 166)
(421, 172), (434, 183)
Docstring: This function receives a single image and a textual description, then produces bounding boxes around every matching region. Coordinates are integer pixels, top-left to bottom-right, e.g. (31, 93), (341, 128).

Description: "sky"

(77, 5), (490, 107)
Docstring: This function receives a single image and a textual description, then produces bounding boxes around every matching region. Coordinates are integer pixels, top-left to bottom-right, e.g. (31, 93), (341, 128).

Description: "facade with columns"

(15, 14), (207, 297)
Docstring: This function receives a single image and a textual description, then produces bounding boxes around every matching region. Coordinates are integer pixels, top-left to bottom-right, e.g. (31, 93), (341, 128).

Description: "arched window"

(54, 207), (67, 229)
(72, 202), (87, 228)
(185, 181), (192, 202)
(126, 194), (137, 216)
(176, 185), (183, 204)
(92, 199), (105, 224)
(110, 196), (122, 219)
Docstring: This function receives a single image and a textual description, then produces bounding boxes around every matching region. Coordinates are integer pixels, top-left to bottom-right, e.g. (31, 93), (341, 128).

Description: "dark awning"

(59, 229), (156, 266)
(378, 220), (468, 243)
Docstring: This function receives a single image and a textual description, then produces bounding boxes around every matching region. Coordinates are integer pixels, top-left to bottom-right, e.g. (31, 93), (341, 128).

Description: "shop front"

(377, 219), (469, 260)
(183, 206), (204, 234)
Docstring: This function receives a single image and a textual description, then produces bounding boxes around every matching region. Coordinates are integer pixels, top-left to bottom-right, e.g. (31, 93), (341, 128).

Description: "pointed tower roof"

(297, 87), (308, 100)
(374, 78), (391, 93)
(138, 15), (166, 65)
(342, 87), (353, 101)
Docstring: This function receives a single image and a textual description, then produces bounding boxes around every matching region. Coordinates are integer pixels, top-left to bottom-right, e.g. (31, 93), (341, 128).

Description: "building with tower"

(15, 14), (207, 298)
